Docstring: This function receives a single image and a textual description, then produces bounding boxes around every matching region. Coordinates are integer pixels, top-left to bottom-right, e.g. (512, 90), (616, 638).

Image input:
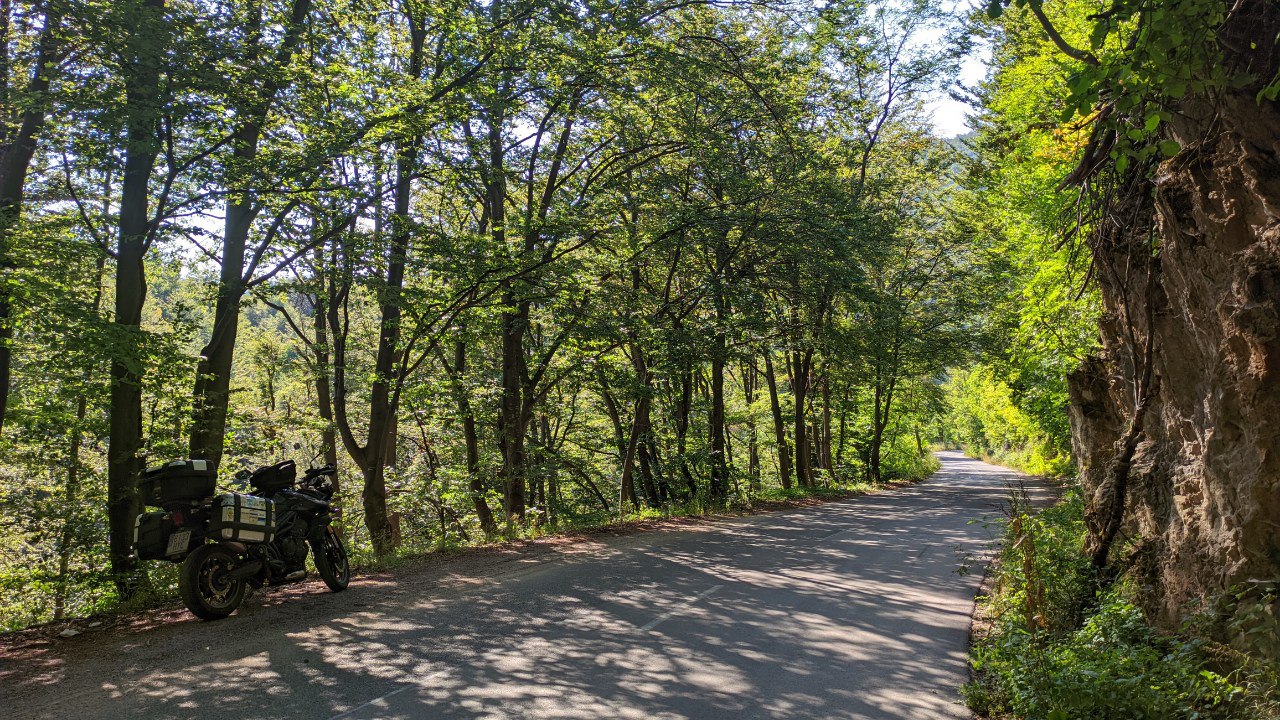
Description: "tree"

(188, 0), (316, 469)
(0, 0), (66, 433)
(105, 0), (170, 593)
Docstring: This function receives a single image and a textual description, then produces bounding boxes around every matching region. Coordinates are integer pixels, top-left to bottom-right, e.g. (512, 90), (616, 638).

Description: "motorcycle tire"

(311, 526), (350, 592)
(179, 543), (247, 620)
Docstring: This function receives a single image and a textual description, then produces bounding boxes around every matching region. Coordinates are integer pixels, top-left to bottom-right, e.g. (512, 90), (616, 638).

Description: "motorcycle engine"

(280, 516), (310, 568)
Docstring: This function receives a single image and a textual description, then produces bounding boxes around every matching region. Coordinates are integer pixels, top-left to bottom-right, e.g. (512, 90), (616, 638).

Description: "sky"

(925, 45), (991, 138)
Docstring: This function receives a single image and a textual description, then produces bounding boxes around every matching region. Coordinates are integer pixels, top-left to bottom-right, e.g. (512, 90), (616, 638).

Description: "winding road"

(2, 451), (1046, 720)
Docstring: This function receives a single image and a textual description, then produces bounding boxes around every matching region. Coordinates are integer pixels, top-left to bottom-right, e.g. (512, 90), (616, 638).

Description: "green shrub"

(966, 489), (1275, 720)
(970, 592), (1253, 719)
(880, 448), (942, 482)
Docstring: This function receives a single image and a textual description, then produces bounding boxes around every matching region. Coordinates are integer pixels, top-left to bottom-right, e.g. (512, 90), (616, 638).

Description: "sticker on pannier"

(210, 493), (276, 544)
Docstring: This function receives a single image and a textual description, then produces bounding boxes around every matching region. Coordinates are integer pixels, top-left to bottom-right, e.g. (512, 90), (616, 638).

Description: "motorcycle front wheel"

(311, 526), (350, 592)
(179, 543), (247, 620)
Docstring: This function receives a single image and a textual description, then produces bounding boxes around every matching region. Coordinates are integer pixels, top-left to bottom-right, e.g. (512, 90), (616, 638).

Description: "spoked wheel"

(311, 526), (350, 592)
(179, 543), (247, 620)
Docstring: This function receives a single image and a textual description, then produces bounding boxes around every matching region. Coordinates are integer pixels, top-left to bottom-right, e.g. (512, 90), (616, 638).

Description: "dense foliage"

(967, 490), (1280, 720)
(954, 2), (1280, 718)
(0, 0), (987, 629)
(939, 0), (1101, 479)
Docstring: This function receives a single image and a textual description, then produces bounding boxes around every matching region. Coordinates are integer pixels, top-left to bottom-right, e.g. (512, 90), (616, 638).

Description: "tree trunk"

(0, 0), (62, 434)
(675, 367), (697, 497)
(708, 340), (728, 501)
(498, 291), (529, 520)
(763, 350), (792, 489)
(55, 401), (85, 620)
(620, 346), (660, 507)
(189, 0), (312, 469)
(791, 350), (812, 488)
(362, 116), (419, 556)
(650, 437), (672, 500)
(107, 0), (168, 594)
(190, 210), (247, 466)
(483, 92), (530, 522)
(442, 339), (496, 536)
(820, 376), (834, 480)
(742, 361), (760, 489)
(869, 373), (896, 482)
(311, 246), (339, 476)
(836, 386), (849, 470)
(597, 367), (628, 466)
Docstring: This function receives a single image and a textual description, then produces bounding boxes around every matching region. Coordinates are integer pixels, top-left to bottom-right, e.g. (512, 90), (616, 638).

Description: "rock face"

(1068, 1), (1280, 639)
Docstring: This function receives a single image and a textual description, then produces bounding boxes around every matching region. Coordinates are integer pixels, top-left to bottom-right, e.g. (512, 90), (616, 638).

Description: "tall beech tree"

(0, 0), (65, 433)
(188, 0), (314, 469)
(105, 0), (169, 591)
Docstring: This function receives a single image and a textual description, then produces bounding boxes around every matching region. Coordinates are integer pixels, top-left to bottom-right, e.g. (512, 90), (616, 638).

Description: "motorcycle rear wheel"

(311, 527), (350, 592)
(179, 543), (247, 620)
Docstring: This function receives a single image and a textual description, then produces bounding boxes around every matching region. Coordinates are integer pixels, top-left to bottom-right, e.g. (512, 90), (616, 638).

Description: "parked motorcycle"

(132, 458), (350, 620)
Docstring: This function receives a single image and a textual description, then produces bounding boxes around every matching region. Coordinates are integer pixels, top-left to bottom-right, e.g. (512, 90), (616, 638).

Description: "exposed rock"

(1068, 0), (1280, 642)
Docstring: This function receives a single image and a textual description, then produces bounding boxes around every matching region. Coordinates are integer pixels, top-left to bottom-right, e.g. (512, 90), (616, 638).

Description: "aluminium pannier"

(210, 493), (276, 544)
(139, 459), (216, 509)
(133, 511), (193, 560)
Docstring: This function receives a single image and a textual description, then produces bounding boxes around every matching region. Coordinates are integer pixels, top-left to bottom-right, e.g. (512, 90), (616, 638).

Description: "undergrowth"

(966, 489), (1280, 720)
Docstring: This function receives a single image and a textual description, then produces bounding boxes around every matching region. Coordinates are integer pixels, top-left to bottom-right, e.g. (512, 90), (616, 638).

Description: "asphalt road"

(3, 451), (1044, 720)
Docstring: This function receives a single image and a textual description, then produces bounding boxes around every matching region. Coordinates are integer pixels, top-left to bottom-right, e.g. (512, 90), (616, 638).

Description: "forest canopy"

(0, 0), (999, 628)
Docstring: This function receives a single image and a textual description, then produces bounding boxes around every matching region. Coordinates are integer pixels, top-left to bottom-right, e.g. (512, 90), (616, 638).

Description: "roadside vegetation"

(62, 467), (934, 629)
(954, 1), (1280, 717)
(966, 490), (1280, 720)
(3, 0), (1278, 714)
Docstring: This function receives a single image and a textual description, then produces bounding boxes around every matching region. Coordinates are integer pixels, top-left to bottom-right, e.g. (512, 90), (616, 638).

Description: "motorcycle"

(132, 458), (350, 620)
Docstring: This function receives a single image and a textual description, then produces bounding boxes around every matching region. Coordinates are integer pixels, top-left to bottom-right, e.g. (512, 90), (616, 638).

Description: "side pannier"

(134, 511), (194, 560)
(210, 493), (276, 544)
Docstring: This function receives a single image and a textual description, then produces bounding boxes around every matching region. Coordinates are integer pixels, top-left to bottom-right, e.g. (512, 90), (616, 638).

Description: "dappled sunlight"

(4, 453), (1043, 720)
(106, 651), (292, 706)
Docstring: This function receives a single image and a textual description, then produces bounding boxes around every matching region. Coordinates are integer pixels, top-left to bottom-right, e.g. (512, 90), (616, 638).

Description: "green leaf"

(1158, 140), (1181, 157)
(1090, 21), (1110, 51)
(1144, 113), (1161, 132)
